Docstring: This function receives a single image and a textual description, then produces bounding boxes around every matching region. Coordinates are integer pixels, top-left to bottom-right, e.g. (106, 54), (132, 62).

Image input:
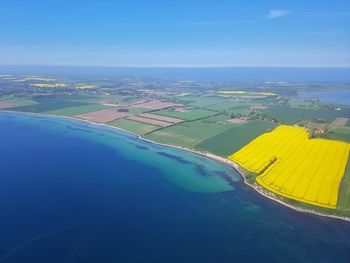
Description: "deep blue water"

(1, 112), (350, 263)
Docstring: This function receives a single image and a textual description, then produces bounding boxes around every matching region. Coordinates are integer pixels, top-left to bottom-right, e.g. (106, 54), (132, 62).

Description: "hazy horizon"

(1, 65), (350, 82)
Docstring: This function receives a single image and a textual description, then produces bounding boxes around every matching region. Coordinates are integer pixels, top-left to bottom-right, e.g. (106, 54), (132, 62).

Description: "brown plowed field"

(75, 109), (131, 123)
(126, 115), (173, 127)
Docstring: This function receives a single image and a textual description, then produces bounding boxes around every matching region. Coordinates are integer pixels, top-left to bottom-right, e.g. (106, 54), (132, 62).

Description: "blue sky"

(0, 0), (349, 67)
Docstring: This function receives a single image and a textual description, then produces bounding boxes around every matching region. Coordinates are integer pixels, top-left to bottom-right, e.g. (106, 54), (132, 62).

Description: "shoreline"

(2, 110), (350, 223)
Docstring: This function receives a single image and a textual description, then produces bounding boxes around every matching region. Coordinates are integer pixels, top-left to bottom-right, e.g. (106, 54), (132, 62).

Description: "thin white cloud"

(266, 10), (291, 19)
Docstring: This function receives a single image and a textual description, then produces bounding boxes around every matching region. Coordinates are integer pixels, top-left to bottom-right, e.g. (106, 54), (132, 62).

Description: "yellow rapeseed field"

(228, 125), (350, 209)
(30, 83), (67, 88)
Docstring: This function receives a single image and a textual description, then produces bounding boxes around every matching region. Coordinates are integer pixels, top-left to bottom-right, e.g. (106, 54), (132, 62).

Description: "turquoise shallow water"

(1, 112), (350, 263)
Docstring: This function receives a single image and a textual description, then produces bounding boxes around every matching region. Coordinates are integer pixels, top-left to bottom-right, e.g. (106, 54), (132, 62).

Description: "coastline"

(2, 110), (350, 223)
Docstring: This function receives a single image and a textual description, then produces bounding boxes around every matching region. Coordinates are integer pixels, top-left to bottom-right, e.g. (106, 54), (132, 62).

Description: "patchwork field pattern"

(145, 117), (231, 148)
(128, 100), (180, 110)
(228, 125), (350, 208)
(126, 115), (173, 127)
(197, 120), (276, 157)
(152, 108), (217, 121)
(139, 113), (184, 123)
(75, 109), (131, 123)
(107, 118), (160, 136)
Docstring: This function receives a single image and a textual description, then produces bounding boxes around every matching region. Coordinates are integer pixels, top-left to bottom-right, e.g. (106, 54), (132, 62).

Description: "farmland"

(127, 108), (153, 114)
(206, 101), (252, 114)
(128, 100), (179, 110)
(338, 160), (350, 211)
(145, 115), (233, 148)
(0, 97), (38, 107)
(326, 127), (350, 143)
(197, 120), (276, 157)
(0, 101), (17, 109)
(151, 108), (217, 121)
(108, 118), (160, 136)
(218, 90), (277, 96)
(264, 105), (350, 124)
(1, 73), (350, 217)
(6, 98), (89, 113)
(58, 94), (130, 104)
(75, 84), (97, 89)
(30, 83), (67, 88)
(75, 109), (131, 123)
(139, 113), (183, 123)
(126, 115), (173, 127)
(177, 95), (226, 107)
(229, 125), (350, 209)
(44, 104), (113, 116)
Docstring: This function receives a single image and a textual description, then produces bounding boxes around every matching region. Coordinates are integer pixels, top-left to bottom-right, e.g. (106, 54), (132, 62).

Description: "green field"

(288, 98), (320, 109)
(0, 97), (38, 107)
(337, 159), (350, 211)
(178, 95), (226, 107)
(145, 117), (233, 148)
(196, 120), (276, 157)
(44, 104), (113, 116)
(108, 118), (160, 136)
(152, 108), (217, 120)
(6, 98), (90, 113)
(327, 127), (350, 143)
(265, 105), (350, 124)
(206, 101), (252, 114)
(199, 114), (229, 123)
(53, 95), (137, 105)
(206, 101), (243, 110)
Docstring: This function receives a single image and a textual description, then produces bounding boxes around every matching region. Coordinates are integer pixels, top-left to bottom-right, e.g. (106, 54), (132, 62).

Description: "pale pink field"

(140, 113), (183, 123)
(75, 109), (131, 123)
(0, 102), (17, 109)
(127, 115), (173, 127)
(128, 100), (180, 110)
(332, 117), (349, 127)
(227, 118), (247, 124)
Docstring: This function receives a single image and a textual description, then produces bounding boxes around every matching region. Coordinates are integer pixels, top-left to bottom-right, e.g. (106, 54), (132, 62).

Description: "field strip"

(74, 109), (131, 123)
(139, 113), (184, 123)
(126, 115), (173, 127)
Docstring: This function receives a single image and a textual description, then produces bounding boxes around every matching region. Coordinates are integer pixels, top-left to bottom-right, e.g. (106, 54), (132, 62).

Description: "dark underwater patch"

(195, 164), (210, 176)
(157, 151), (192, 164)
(135, 144), (149, 150)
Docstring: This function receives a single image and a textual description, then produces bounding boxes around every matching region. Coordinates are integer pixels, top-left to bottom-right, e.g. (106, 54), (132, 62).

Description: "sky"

(0, 0), (349, 67)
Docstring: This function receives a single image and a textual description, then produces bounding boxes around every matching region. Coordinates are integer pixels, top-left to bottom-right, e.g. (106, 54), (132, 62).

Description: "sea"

(1, 112), (350, 263)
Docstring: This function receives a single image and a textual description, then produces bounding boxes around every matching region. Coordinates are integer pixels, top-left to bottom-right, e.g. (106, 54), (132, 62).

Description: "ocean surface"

(1, 112), (350, 263)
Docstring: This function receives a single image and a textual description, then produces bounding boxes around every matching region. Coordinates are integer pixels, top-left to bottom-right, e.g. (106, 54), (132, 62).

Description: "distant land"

(1, 65), (350, 82)
(1, 69), (350, 219)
